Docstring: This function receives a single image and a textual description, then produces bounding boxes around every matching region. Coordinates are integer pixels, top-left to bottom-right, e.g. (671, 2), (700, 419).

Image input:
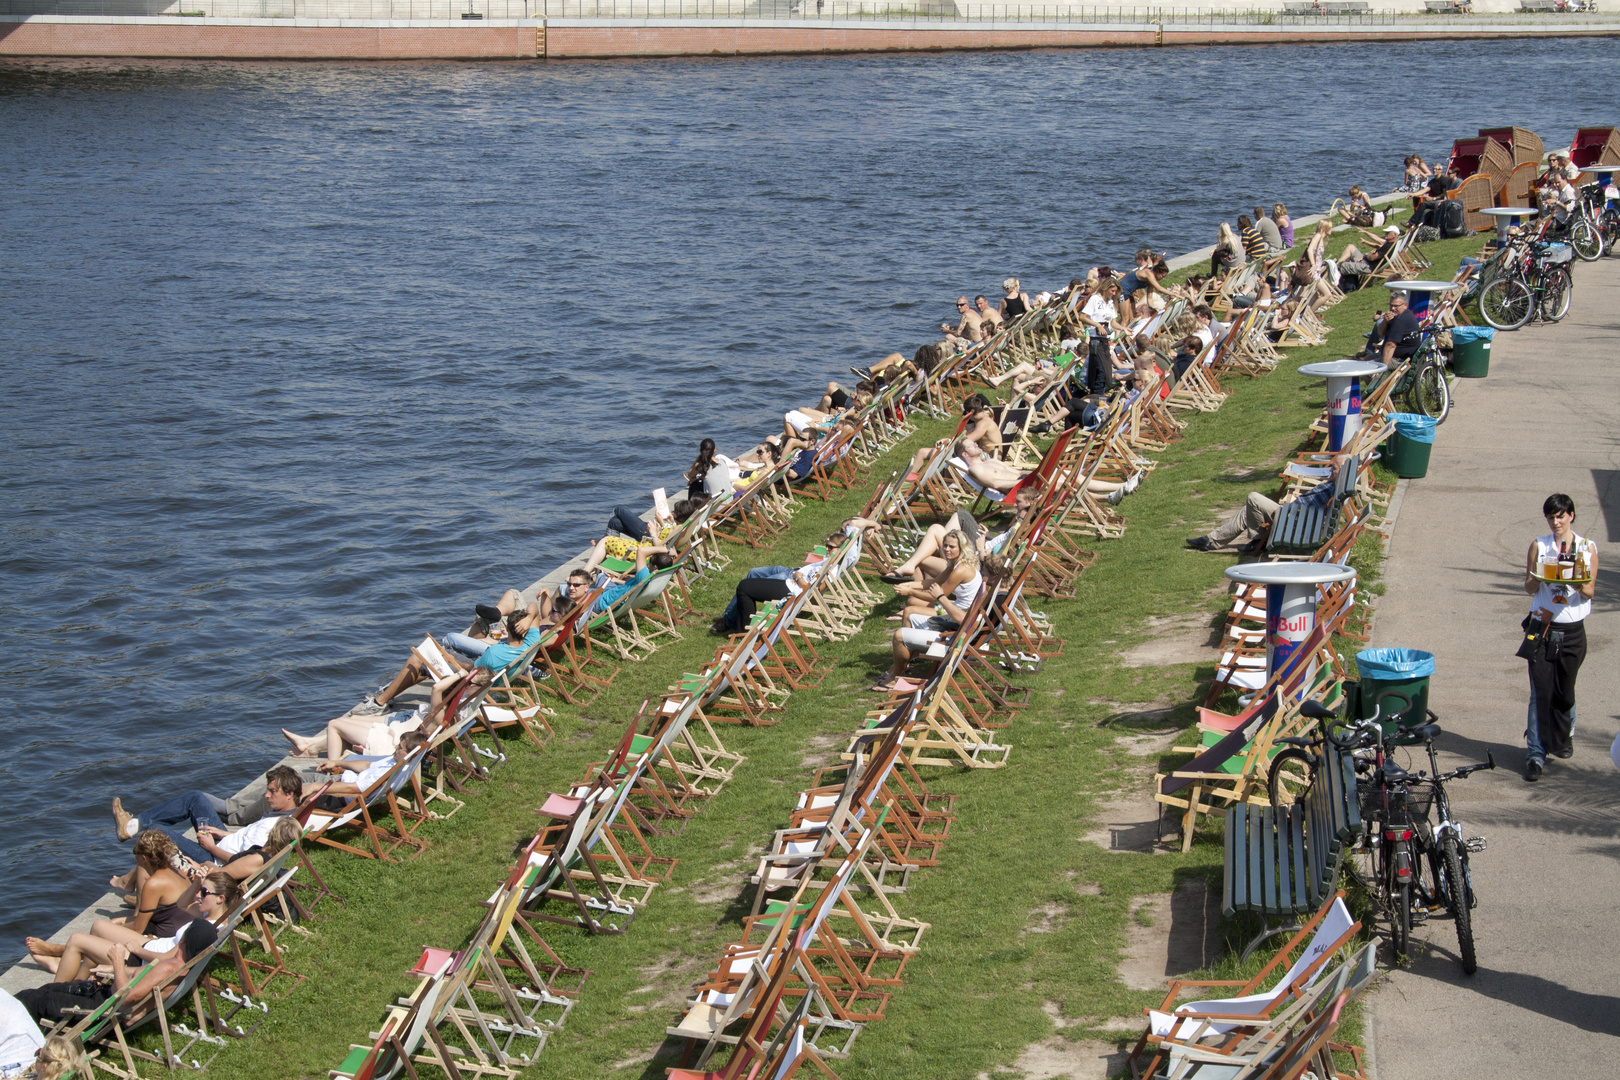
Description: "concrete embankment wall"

(2, 13), (1618, 59)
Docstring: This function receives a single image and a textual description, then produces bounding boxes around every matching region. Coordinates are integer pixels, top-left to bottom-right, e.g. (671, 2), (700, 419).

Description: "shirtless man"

(961, 438), (1138, 504)
(974, 295), (1003, 332)
(960, 394), (1002, 459)
(941, 296), (983, 348)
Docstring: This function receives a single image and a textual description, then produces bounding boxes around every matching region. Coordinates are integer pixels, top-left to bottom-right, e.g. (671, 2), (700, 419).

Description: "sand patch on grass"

(993, 1036), (1129, 1079)
(1081, 790), (1167, 854)
(1116, 879), (1224, 992)
(1120, 614), (1218, 668)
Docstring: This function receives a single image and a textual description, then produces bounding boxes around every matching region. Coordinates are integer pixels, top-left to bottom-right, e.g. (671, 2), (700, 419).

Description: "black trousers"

(16, 981), (111, 1025)
(1528, 618), (1586, 759)
(1086, 335), (1114, 396)
(731, 577), (793, 630)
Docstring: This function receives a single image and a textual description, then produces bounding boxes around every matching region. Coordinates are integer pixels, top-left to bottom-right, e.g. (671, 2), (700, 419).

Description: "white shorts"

(784, 410), (815, 434)
(900, 628), (942, 649)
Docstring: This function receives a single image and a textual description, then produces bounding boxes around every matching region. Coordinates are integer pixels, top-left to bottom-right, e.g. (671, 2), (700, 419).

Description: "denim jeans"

(443, 631), (490, 659)
(139, 790), (223, 864)
(1524, 680), (1577, 763)
(606, 504), (650, 541)
(723, 566), (794, 630)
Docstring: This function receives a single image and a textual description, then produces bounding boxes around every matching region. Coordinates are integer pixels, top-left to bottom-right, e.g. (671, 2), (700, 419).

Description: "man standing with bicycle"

(1369, 289), (1422, 369)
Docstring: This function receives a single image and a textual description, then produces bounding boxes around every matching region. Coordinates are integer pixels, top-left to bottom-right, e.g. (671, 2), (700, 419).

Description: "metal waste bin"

(1451, 326), (1493, 378)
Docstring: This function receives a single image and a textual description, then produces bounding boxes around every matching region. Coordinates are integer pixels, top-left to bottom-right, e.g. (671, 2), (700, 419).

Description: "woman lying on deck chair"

(283, 668), (492, 763)
(872, 536), (985, 693)
(26, 870), (240, 983)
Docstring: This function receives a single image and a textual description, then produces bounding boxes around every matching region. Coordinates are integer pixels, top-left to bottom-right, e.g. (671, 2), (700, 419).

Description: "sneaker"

(1124, 469), (1142, 494)
(1554, 746), (1574, 759)
(1186, 537), (1216, 552)
(1524, 758), (1543, 782)
(475, 603), (504, 624)
(1107, 486), (1126, 506)
(350, 696), (387, 716)
(112, 798), (137, 841)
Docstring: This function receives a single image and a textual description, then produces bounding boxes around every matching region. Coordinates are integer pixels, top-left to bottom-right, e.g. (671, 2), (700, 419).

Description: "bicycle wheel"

(1569, 217), (1604, 261)
(1541, 268), (1573, 322)
(1479, 277), (1532, 330)
(1267, 748), (1315, 810)
(1442, 838), (1478, 974)
(1406, 359), (1451, 422)
(1391, 880), (1412, 960)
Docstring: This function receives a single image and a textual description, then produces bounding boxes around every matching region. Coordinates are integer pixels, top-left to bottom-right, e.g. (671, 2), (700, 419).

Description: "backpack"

(1439, 199), (1467, 238)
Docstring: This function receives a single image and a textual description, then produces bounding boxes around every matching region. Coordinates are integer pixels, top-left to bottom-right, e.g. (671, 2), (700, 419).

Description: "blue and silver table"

(1298, 359), (1387, 452)
(1224, 562), (1358, 681)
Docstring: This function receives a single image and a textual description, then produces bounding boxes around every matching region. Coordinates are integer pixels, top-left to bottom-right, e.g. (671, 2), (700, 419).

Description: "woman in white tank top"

(1520, 494), (1597, 780)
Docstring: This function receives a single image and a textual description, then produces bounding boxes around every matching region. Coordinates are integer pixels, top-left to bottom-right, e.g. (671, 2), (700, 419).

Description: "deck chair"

(586, 560), (684, 661)
(1158, 634), (1345, 852)
(1144, 941), (1375, 1080)
(1126, 893), (1360, 1077)
(302, 743), (431, 863)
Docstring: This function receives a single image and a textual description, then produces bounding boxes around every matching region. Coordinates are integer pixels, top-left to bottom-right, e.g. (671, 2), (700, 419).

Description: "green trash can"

(1451, 326), (1493, 378)
(1387, 413), (1436, 478)
(1354, 648), (1435, 739)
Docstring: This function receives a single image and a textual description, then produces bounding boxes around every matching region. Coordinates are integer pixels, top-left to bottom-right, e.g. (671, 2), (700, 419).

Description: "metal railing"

(2, 0), (1613, 22)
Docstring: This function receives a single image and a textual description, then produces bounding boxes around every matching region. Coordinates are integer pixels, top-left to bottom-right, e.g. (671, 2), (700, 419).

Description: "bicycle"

(1478, 239), (1574, 330)
(1565, 183), (1607, 262)
(1277, 697), (1494, 972)
(1588, 177), (1620, 254)
(1360, 320), (1450, 422)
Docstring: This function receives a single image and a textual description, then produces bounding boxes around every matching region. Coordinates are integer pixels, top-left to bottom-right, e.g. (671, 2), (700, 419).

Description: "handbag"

(1516, 613), (1551, 660)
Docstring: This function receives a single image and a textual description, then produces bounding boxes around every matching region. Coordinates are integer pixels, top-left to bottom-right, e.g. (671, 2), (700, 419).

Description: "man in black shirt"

(1372, 289), (1422, 368)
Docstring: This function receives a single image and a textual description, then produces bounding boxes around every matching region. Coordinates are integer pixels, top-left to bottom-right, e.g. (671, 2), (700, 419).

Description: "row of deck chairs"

(663, 541), (1066, 1076)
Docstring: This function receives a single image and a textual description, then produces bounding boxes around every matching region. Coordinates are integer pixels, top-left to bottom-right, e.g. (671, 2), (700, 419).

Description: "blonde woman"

(1212, 222), (1246, 274)
(28, 1036), (88, 1080)
(1273, 203), (1295, 248)
(876, 530), (983, 691)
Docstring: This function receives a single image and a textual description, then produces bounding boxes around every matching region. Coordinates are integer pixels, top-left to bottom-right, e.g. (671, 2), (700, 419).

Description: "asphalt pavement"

(1363, 255), (1620, 1077)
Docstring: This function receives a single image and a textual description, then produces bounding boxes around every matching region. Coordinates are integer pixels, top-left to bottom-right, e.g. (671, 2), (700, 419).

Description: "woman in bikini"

(282, 667), (492, 763)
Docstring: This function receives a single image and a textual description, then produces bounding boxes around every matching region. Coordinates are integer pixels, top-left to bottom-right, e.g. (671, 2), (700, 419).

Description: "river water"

(2, 39), (1616, 954)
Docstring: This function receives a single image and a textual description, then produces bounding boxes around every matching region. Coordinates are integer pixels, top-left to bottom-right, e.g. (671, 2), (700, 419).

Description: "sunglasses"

(201, 889), (223, 898)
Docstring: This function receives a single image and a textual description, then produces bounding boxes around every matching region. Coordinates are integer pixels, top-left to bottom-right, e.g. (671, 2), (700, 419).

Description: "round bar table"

(1224, 562), (1358, 681)
(1297, 359), (1387, 452)
(1383, 278), (1462, 321)
(1479, 206), (1538, 244)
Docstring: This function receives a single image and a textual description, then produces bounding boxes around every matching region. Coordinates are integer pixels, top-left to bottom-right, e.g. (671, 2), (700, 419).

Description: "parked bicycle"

(1275, 697), (1494, 972)
(1360, 319), (1450, 422)
(1477, 238), (1574, 330)
(1583, 177), (1620, 255)
(1564, 183), (1608, 261)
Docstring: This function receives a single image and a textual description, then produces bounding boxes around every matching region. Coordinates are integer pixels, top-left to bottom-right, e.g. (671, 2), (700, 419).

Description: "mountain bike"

(1286, 698), (1494, 971)
(1478, 239), (1574, 330)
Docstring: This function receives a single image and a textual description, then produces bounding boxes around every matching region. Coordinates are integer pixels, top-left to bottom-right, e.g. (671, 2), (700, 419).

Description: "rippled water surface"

(2, 39), (1617, 951)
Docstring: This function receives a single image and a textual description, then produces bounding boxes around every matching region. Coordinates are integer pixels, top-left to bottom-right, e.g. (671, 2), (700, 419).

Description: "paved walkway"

(1365, 257), (1620, 1076)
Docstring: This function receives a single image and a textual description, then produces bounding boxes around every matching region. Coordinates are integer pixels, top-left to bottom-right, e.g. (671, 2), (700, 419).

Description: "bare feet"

(109, 869), (135, 891)
(280, 729), (321, 757)
(25, 937), (65, 966)
(112, 797), (135, 841)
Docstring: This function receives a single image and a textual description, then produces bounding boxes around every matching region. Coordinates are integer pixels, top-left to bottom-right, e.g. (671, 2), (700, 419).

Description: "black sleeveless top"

(1003, 296), (1028, 320)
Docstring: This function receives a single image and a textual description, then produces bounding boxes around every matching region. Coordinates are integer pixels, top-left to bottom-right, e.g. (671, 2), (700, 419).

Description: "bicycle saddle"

(1378, 763), (1413, 785)
(1410, 723), (1442, 743)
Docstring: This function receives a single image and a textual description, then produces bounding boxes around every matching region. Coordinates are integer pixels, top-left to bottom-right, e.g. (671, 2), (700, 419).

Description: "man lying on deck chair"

(356, 601), (547, 715)
(14, 923), (218, 1028)
(1332, 225), (1400, 290)
(110, 765), (303, 868)
(711, 527), (846, 635)
(1185, 453), (1349, 553)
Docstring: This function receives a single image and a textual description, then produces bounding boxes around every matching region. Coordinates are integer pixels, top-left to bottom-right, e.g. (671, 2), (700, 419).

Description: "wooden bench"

(1266, 452), (1361, 555)
(1223, 742), (1362, 959)
(1519, 0), (1559, 9)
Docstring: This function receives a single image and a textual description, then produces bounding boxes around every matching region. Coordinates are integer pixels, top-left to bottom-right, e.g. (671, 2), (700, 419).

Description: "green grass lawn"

(183, 225), (1487, 1080)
